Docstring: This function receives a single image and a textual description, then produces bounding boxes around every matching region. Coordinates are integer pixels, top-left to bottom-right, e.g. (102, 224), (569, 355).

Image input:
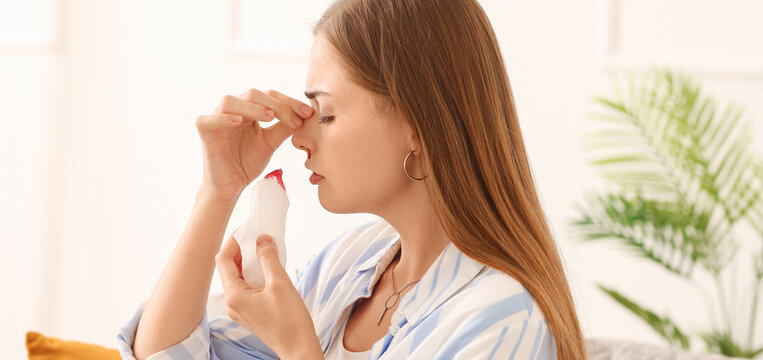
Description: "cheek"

(319, 137), (407, 212)
(342, 136), (402, 184)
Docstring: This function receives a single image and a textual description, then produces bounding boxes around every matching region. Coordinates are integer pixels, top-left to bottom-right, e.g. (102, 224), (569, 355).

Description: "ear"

(386, 108), (417, 150)
(373, 95), (421, 151)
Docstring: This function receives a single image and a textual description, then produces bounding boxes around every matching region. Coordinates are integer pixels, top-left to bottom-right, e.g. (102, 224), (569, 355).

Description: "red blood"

(264, 169), (286, 191)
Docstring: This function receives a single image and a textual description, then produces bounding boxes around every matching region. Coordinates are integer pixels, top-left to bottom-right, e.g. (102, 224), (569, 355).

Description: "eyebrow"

(304, 90), (331, 100)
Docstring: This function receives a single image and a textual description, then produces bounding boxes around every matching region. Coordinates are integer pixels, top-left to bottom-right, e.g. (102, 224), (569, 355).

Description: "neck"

(374, 182), (450, 287)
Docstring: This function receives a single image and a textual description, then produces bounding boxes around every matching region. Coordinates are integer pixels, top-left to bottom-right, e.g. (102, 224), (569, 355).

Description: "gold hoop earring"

(404, 150), (428, 181)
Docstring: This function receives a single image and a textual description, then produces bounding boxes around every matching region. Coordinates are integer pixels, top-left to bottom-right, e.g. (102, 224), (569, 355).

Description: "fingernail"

(257, 235), (272, 246)
(230, 115), (242, 123)
(301, 105), (313, 116)
(265, 109), (275, 117)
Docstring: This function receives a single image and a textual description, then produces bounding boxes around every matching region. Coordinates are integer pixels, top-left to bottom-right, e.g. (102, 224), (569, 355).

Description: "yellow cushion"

(26, 331), (121, 360)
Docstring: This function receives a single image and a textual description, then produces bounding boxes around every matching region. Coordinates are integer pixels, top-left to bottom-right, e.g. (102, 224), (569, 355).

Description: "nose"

(291, 112), (316, 158)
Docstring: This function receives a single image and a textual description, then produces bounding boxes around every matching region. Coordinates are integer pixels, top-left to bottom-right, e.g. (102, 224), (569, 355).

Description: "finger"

(255, 235), (285, 287)
(217, 240), (249, 293)
(195, 114), (249, 132)
(221, 94), (277, 124)
(217, 256), (249, 311)
(217, 234), (245, 280)
(219, 232), (242, 259)
(264, 89), (315, 122)
(240, 88), (309, 130)
(262, 120), (301, 150)
(234, 247), (242, 276)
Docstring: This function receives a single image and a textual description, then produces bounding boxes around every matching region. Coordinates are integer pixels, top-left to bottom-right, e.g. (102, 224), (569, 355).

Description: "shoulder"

(453, 267), (548, 324)
(326, 216), (395, 263)
(306, 216), (393, 273)
(410, 266), (550, 339)
(406, 267), (555, 358)
(292, 217), (393, 299)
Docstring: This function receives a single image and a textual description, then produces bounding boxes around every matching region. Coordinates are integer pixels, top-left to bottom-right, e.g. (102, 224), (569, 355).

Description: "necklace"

(377, 250), (420, 326)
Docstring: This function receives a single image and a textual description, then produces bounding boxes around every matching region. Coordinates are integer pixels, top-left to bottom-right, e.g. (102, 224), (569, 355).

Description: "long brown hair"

(313, 0), (586, 358)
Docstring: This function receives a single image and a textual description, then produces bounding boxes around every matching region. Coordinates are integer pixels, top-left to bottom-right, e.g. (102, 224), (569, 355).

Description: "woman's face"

(292, 34), (419, 214)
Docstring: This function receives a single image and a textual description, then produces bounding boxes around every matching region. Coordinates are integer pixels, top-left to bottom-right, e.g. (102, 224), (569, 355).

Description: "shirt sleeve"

(116, 299), (283, 360)
(116, 245), (331, 360)
(116, 222), (365, 359)
(288, 222), (364, 313)
(436, 319), (556, 360)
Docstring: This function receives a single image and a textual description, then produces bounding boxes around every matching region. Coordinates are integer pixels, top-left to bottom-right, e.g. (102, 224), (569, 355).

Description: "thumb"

(256, 235), (284, 285)
(263, 117), (300, 146)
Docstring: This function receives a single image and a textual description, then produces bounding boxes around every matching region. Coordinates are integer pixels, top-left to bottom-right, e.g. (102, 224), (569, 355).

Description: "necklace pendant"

(384, 292), (400, 308)
(377, 308), (387, 325)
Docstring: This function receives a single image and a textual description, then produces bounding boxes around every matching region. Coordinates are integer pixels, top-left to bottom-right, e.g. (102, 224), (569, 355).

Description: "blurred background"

(1, 0), (762, 359)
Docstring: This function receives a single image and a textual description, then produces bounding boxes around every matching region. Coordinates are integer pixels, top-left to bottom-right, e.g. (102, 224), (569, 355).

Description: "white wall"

(1, 0), (761, 359)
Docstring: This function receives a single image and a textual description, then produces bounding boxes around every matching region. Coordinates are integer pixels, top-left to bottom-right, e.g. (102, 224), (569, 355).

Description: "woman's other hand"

(215, 234), (323, 359)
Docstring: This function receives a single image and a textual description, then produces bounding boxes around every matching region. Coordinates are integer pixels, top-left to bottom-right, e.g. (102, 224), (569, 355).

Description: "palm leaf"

(698, 329), (763, 358)
(570, 191), (713, 277)
(597, 284), (691, 349)
(584, 66), (763, 273)
(575, 66), (763, 358)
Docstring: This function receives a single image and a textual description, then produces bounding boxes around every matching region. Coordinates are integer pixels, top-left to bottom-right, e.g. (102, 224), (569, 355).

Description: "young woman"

(119, 0), (586, 359)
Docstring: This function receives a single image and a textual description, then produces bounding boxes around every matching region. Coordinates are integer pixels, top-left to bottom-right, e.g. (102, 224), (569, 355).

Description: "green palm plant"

(570, 66), (763, 358)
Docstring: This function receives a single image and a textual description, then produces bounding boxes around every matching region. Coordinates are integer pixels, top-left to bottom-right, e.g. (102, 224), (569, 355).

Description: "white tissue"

(232, 169), (289, 289)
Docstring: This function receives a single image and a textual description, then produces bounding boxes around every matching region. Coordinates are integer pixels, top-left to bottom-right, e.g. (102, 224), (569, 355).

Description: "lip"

(309, 172), (325, 185)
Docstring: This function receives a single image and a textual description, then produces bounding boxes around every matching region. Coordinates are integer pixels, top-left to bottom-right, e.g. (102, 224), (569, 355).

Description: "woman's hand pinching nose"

(293, 105), (314, 128)
(196, 88), (316, 202)
(300, 105), (314, 118)
(292, 113), (305, 128)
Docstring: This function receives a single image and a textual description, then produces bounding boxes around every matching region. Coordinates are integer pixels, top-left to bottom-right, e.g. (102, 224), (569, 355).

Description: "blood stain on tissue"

(265, 169), (286, 191)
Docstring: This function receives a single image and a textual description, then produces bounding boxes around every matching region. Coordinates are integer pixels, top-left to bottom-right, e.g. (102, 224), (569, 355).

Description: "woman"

(118, 0), (586, 359)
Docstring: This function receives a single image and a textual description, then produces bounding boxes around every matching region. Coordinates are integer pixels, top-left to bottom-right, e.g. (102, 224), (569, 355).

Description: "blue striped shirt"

(117, 218), (556, 359)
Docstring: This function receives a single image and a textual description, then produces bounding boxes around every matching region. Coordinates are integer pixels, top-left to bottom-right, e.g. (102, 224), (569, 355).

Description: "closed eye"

(317, 115), (335, 124)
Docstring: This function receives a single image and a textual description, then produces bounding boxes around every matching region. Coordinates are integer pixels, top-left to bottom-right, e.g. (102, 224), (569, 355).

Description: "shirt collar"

(354, 228), (486, 328)
(355, 233), (401, 274)
(400, 241), (485, 326)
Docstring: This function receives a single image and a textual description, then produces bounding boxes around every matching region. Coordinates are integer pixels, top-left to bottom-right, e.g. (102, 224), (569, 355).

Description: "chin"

(318, 184), (358, 214)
